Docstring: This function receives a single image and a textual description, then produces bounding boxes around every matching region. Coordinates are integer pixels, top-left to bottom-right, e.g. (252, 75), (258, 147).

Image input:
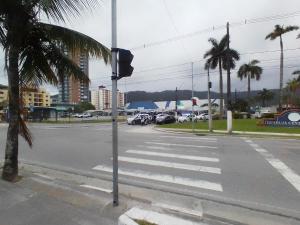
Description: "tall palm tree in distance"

(256, 88), (274, 107)
(0, 0), (110, 181)
(265, 24), (299, 110)
(204, 34), (239, 118)
(237, 60), (263, 100)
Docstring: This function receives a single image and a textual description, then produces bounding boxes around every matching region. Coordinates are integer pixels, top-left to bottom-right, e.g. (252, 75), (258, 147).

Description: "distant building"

(50, 94), (59, 105)
(58, 52), (89, 104)
(91, 86), (125, 110)
(21, 87), (51, 107)
(0, 84), (8, 104)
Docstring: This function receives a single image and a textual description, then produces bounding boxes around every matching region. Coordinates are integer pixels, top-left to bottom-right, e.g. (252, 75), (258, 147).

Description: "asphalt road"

(0, 123), (299, 216)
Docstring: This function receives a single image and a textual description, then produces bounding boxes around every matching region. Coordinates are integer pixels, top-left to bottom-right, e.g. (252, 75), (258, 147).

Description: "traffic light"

(118, 48), (134, 79)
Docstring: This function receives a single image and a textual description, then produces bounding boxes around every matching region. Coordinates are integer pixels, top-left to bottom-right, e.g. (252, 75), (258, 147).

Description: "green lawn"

(159, 119), (300, 134)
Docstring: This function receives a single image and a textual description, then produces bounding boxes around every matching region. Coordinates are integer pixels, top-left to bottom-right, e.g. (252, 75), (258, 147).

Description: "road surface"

(0, 123), (299, 216)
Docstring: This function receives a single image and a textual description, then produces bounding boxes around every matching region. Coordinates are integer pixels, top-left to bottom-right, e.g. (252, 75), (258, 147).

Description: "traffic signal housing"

(118, 48), (134, 79)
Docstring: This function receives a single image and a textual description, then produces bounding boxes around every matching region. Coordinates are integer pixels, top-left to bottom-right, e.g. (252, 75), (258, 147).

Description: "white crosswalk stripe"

(93, 136), (222, 192)
(93, 165), (223, 192)
(117, 156), (221, 174)
(126, 150), (219, 162)
(145, 142), (217, 149)
(159, 135), (217, 142)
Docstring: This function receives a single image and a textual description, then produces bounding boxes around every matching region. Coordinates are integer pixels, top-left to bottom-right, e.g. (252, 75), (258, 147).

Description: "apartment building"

(22, 87), (51, 107)
(58, 52), (89, 104)
(91, 86), (125, 110)
(0, 84), (8, 104)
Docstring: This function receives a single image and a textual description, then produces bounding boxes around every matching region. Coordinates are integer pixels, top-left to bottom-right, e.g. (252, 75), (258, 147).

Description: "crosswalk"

(92, 134), (223, 192)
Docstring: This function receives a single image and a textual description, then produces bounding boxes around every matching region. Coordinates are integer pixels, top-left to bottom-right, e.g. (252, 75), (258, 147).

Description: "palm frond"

(19, 114), (32, 147)
(208, 38), (219, 48)
(39, 22), (111, 64)
(38, 0), (98, 22)
(237, 64), (248, 80)
(0, 25), (6, 47)
(292, 70), (300, 75)
(250, 59), (260, 65)
(219, 34), (228, 50)
(45, 44), (90, 83)
(20, 45), (59, 85)
(284, 25), (299, 33)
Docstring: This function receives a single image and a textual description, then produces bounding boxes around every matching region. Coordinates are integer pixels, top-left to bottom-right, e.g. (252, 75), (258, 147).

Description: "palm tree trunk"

(279, 35), (284, 111)
(218, 58), (223, 119)
(247, 74), (251, 100)
(2, 45), (20, 181)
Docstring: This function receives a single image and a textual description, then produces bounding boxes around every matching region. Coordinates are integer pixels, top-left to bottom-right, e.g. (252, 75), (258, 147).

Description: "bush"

(261, 113), (275, 119)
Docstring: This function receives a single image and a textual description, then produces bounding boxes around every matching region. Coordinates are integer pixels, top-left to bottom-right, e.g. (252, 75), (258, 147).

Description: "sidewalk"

(0, 171), (120, 225)
(0, 164), (213, 225)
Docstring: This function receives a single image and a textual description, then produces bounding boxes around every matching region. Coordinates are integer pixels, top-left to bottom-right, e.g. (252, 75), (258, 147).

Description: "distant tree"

(232, 98), (248, 112)
(237, 60), (263, 99)
(256, 88), (274, 107)
(265, 25), (299, 110)
(74, 102), (95, 113)
(204, 34), (240, 118)
(292, 70), (300, 81)
(283, 78), (300, 108)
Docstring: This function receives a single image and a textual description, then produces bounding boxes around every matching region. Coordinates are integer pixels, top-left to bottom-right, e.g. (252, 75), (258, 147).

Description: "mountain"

(125, 89), (280, 105)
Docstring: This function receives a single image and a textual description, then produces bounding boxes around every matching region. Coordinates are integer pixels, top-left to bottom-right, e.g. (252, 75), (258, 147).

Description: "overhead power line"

(130, 10), (300, 51)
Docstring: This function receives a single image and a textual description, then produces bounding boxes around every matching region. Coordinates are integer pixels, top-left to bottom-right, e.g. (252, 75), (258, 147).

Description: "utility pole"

(191, 62), (195, 132)
(175, 87), (178, 118)
(226, 22), (232, 134)
(207, 64), (212, 132)
(111, 0), (118, 206)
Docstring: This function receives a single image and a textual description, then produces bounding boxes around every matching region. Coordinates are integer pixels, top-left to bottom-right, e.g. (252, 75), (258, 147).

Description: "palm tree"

(284, 78), (300, 108)
(237, 60), (263, 99)
(256, 88), (274, 107)
(204, 34), (239, 118)
(0, 0), (110, 181)
(292, 70), (300, 81)
(265, 25), (299, 110)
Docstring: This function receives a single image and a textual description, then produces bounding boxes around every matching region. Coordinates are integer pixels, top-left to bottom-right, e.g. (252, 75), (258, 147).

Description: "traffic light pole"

(191, 62), (195, 132)
(207, 64), (213, 133)
(111, 0), (119, 207)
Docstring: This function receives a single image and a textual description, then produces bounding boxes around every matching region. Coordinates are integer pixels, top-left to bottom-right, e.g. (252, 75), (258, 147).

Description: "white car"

(178, 115), (189, 123)
(197, 113), (209, 120)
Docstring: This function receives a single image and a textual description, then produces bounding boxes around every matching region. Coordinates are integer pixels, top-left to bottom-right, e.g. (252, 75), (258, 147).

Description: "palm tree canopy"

(0, 0), (111, 146)
(286, 78), (300, 92)
(265, 24), (299, 40)
(0, 0), (110, 86)
(237, 60), (263, 80)
(204, 34), (240, 70)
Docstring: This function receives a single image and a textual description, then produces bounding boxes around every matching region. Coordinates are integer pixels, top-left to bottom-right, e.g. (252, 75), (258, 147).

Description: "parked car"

(196, 113), (209, 120)
(178, 115), (189, 123)
(156, 115), (176, 124)
(127, 113), (150, 125)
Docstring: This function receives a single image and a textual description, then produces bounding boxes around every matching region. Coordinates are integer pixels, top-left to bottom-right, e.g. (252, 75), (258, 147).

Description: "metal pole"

(207, 64), (212, 132)
(226, 22), (233, 134)
(111, 0), (119, 206)
(191, 62), (195, 132)
(175, 87), (178, 119)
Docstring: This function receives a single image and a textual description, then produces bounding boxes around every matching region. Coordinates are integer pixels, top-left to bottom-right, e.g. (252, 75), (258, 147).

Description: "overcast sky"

(1, 0), (300, 95)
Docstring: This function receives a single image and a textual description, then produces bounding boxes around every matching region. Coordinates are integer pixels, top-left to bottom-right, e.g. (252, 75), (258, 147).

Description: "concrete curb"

(118, 207), (203, 225)
(118, 214), (139, 225)
(154, 127), (300, 137)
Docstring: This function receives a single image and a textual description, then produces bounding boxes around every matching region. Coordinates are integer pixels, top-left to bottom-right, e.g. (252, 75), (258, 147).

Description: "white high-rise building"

(91, 86), (125, 110)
